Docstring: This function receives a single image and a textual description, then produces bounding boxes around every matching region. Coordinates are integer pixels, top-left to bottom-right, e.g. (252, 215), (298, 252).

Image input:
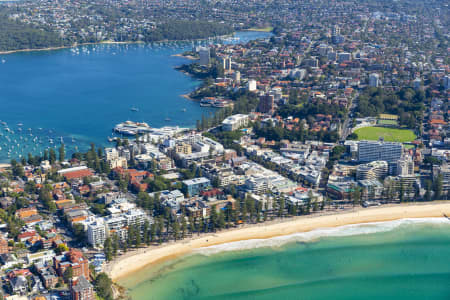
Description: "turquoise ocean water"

(0, 31), (271, 162)
(120, 218), (450, 300)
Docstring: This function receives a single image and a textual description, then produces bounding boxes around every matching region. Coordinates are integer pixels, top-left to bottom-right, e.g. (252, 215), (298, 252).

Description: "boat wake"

(195, 217), (449, 256)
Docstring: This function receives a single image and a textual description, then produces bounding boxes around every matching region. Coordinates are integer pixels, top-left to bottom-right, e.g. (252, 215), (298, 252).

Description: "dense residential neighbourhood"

(0, 0), (449, 299)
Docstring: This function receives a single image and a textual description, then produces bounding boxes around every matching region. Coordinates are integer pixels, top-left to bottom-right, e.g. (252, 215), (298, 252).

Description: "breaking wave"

(195, 217), (449, 255)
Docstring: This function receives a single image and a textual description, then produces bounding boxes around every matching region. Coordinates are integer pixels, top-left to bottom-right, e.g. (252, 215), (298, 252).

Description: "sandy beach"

(172, 53), (198, 60)
(180, 93), (196, 101)
(106, 202), (450, 281)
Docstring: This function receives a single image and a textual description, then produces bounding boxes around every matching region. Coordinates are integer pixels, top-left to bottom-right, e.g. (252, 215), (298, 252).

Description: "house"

(15, 207), (38, 219)
(0, 237), (9, 254)
(17, 231), (38, 243)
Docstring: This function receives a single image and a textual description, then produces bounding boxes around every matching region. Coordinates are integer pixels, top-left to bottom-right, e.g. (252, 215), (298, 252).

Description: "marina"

(113, 121), (189, 138)
(113, 121), (152, 135)
(0, 31), (271, 162)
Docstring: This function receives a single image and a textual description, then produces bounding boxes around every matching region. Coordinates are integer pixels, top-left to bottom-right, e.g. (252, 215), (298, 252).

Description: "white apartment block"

(358, 141), (403, 163)
(87, 218), (106, 248)
(222, 114), (249, 131)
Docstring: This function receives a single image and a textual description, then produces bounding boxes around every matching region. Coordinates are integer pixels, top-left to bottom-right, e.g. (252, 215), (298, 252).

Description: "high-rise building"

(413, 78), (422, 91)
(248, 79), (257, 91)
(258, 94), (275, 114)
(222, 57), (232, 71)
(444, 75), (450, 90)
(369, 73), (380, 87)
(391, 157), (414, 176)
(233, 71), (241, 83)
(198, 47), (210, 66)
(438, 163), (450, 193)
(318, 44), (329, 56)
(358, 140), (403, 163)
(86, 219), (106, 248)
(331, 25), (344, 44)
(332, 25), (340, 36)
(70, 276), (95, 300)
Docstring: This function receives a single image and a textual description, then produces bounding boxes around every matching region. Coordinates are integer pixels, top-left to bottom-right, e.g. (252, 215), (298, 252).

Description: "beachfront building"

(356, 161), (388, 181)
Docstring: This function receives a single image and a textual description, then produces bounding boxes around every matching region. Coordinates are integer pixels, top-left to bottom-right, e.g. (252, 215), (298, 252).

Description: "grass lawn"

(404, 144), (416, 150)
(377, 119), (398, 126)
(354, 126), (416, 143)
(246, 26), (274, 32)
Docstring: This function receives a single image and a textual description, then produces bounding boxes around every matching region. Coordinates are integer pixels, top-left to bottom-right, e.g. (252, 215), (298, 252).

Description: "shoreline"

(0, 32), (237, 56)
(106, 201), (450, 282)
(0, 30), (272, 56)
(172, 53), (198, 60)
(0, 41), (145, 55)
(180, 93), (197, 101)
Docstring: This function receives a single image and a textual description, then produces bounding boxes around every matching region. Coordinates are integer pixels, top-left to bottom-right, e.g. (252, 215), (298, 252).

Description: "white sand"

(106, 202), (450, 281)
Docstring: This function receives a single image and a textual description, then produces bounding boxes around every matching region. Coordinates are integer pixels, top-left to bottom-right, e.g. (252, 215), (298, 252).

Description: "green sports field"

(353, 126), (416, 143)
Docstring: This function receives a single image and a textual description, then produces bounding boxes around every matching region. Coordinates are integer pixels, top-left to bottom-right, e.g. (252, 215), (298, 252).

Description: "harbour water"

(120, 218), (450, 300)
(0, 31), (271, 162)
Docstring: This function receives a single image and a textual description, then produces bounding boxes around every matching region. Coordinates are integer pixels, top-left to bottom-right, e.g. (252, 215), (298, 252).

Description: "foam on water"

(195, 217), (449, 255)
